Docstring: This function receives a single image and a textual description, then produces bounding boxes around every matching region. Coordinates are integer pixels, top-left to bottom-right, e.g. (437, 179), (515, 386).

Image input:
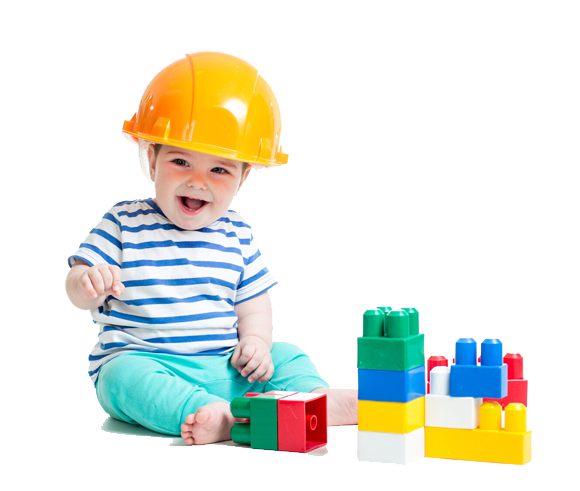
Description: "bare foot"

(181, 401), (242, 445)
(311, 388), (358, 426)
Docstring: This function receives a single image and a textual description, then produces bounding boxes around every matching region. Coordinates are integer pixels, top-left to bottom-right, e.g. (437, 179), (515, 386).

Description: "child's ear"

(147, 144), (157, 181)
(237, 165), (252, 192)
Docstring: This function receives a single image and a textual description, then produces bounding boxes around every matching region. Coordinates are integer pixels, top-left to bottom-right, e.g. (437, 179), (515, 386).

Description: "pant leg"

(96, 352), (230, 436)
(95, 343), (328, 436)
(263, 342), (330, 393)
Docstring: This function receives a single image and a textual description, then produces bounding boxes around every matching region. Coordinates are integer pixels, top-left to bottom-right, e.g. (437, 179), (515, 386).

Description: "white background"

(2, 0), (578, 488)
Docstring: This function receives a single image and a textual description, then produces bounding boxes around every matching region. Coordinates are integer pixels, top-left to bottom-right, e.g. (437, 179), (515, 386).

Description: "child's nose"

(186, 172), (208, 190)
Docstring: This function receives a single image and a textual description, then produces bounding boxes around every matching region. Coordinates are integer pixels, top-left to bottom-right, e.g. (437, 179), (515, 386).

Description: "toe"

(195, 408), (211, 425)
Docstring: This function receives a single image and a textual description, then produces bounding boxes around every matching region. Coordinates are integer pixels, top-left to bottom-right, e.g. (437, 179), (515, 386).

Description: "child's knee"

(266, 342), (328, 393)
(271, 342), (306, 365)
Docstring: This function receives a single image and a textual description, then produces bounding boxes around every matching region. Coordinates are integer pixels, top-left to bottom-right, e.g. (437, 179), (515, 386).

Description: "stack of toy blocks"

(357, 307), (425, 464)
(230, 391), (327, 453)
(425, 338), (532, 464)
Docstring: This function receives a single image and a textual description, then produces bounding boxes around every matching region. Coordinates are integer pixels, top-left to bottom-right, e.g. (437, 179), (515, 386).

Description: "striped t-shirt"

(69, 199), (277, 385)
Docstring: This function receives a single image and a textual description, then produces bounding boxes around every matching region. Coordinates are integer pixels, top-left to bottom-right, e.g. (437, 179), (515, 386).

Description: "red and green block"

(230, 391), (327, 453)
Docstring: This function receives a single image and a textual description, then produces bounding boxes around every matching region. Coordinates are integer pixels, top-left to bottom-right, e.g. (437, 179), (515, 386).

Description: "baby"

(66, 52), (357, 445)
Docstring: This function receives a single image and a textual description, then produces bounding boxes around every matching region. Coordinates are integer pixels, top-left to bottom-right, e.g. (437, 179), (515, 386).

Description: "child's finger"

(236, 345), (256, 368)
(88, 269), (106, 296)
(99, 267), (114, 291)
(79, 274), (98, 299)
(258, 362), (275, 384)
(110, 266), (124, 294)
(249, 357), (271, 384)
(110, 265), (123, 282)
(111, 280), (125, 296)
(241, 351), (263, 378)
(230, 344), (242, 368)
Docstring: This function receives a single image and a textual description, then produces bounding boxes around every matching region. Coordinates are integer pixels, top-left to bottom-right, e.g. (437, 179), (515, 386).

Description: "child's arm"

(231, 292), (274, 383)
(66, 259), (125, 311)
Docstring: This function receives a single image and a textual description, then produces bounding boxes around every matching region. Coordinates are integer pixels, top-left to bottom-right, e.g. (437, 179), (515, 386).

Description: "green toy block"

(357, 307), (424, 371)
(231, 392), (295, 450)
(250, 394), (279, 450)
(357, 333), (425, 371)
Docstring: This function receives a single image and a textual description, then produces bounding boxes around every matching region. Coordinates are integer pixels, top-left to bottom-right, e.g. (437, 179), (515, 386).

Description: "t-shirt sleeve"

(235, 230), (277, 304)
(68, 208), (123, 269)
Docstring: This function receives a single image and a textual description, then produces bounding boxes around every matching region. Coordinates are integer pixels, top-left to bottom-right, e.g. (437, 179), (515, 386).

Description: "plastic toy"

(425, 402), (531, 465)
(426, 355), (448, 394)
(357, 307), (425, 464)
(484, 353), (528, 408)
(358, 308), (424, 371)
(122, 52), (289, 168)
(358, 428), (425, 465)
(425, 366), (482, 429)
(358, 307), (531, 465)
(358, 365), (425, 402)
(230, 391), (327, 453)
(359, 397), (425, 433)
(449, 338), (508, 398)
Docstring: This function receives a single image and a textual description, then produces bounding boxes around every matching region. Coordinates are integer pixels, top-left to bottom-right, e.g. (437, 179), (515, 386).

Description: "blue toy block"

(358, 365), (426, 403)
(449, 338), (508, 398)
(455, 338), (477, 365)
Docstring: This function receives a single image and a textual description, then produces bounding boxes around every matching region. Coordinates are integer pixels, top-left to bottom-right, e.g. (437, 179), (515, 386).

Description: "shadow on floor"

(101, 416), (328, 454)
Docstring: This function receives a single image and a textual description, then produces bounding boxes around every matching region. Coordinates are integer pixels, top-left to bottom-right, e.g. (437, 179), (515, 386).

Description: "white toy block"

(425, 394), (483, 429)
(430, 366), (450, 395)
(426, 366), (482, 429)
(357, 427), (425, 464)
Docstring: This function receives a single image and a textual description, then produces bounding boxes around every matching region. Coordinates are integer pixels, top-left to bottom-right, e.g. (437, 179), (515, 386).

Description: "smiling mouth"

(179, 196), (208, 214)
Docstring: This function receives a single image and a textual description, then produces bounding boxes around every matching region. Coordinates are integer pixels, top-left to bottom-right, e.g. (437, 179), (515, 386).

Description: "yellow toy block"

(425, 402), (531, 465)
(359, 397), (425, 433)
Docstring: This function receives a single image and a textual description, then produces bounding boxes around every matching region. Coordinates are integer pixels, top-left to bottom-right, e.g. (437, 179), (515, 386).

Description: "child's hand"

(78, 264), (125, 300)
(231, 336), (274, 384)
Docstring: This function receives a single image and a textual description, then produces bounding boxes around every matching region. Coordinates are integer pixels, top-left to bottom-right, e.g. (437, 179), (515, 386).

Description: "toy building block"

(358, 427), (425, 464)
(425, 366), (482, 429)
(359, 397), (424, 434)
(230, 392), (293, 450)
(230, 391), (327, 453)
(484, 353), (528, 408)
(278, 392), (327, 452)
(358, 308), (424, 371)
(358, 365), (425, 403)
(427, 356), (448, 394)
(425, 402), (531, 465)
(449, 338), (508, 398)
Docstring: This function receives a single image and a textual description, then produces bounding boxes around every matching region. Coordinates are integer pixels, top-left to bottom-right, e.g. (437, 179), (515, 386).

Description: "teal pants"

(95, 342), (329, 436)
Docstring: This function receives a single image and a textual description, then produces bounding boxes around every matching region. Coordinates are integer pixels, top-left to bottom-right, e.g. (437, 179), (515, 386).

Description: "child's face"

(148, 144), (251, 230)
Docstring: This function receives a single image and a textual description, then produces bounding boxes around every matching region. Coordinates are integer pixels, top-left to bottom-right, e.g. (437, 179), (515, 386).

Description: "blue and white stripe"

(69, 199), (277, 385)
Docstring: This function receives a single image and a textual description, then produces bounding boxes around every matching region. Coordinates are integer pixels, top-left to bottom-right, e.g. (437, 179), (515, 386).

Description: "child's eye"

(212, 167), (228, 174)
(173, 159), (189, 167)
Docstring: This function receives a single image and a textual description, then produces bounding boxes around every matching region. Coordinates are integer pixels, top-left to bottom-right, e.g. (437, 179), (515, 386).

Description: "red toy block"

(277, 392), (327, 453)
(505, 353), (524, 379)
(484, 354), (528, 408)
(427, 356), (449, 394)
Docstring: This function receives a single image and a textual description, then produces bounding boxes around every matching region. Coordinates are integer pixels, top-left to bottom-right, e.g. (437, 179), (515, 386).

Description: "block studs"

(386, 310), (410, 339)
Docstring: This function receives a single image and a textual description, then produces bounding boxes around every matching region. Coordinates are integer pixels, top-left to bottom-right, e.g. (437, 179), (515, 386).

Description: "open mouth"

(178, 196), (208, 215)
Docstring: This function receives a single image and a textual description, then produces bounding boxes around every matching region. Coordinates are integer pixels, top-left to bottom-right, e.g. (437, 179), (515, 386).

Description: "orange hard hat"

(122, 52), (288, 166)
